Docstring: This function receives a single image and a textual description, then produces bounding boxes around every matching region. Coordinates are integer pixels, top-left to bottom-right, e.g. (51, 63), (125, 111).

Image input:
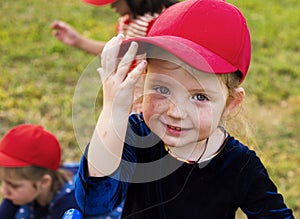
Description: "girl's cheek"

(144, 95), (167, 113)
(143, 96), (164, 125)
(143, 96), (156, 115)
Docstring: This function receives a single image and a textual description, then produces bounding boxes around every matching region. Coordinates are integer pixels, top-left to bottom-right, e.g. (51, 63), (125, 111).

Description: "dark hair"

(126, 0), (179, 18)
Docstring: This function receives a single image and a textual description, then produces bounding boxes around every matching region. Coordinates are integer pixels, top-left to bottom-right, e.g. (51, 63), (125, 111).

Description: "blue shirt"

(75, 114), (294, 218)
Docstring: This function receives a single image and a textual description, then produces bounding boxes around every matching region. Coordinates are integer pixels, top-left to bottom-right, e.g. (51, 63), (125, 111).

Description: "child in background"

(51, 0), (178, 55)
(0, 124), (80, 219)
(52, 0), (179, 113)
(0, 124), (122, 219)
(74, 0), (294, 218)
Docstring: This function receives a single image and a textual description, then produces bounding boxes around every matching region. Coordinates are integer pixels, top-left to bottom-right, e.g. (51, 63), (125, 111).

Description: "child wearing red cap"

(51, 0), (178, 55)
(74, 0), (294, 218)
(0, 124), (125, 219)
(52, 0), (179, 113)
(0, 124), (81, 219)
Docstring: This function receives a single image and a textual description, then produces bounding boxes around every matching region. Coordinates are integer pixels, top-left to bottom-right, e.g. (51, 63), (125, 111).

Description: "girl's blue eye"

(155, 86), (169, 95)
(193, 94), (208, 101)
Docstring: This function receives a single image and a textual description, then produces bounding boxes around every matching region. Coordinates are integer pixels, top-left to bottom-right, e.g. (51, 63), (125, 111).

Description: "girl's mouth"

(167, 125), (182, 131)
(166, 124), (184, 136)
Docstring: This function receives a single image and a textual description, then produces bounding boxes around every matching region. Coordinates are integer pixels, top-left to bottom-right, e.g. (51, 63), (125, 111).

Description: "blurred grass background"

(0, 0), (299, 217)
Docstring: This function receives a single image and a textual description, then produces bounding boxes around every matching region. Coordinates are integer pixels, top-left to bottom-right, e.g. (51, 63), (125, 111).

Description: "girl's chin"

(11, 200), (22, 205)
(161, 137), (176, 146)
(162, 137), (200, 148)
(162, 139), (185, 148)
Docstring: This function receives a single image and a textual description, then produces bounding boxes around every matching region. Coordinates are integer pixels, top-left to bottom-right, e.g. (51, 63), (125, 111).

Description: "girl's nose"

(166, 101), (187, 119)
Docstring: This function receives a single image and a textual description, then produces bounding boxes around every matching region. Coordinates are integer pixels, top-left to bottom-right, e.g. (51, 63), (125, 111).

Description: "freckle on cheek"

(157, 103), (163, 108)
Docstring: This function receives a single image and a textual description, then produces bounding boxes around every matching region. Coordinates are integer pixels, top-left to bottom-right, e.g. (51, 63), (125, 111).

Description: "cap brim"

(82, 0), (116, 6)
(120, 36), (238, 74)
(0, 152), (30, 168)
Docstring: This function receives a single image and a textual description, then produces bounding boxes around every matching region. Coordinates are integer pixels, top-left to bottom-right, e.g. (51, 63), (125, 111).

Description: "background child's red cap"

(82, 0), (116, 6)
(0, 124), (61, 171)
(120, 0), (251, 82)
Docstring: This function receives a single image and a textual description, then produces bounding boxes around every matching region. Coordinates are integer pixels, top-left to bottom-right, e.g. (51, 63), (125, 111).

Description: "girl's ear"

(39, 174), (52, 189)
(224, 87), (245, 116)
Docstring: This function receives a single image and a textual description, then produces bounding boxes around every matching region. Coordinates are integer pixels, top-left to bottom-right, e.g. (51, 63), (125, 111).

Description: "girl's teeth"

(169, 125), (181, 131)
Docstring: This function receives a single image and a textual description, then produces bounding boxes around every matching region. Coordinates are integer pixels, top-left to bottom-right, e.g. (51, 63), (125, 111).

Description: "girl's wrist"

(74, 34), (86, 48)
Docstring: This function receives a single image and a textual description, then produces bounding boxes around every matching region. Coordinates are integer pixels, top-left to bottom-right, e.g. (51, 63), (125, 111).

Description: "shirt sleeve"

(50, 191), (82, 219)
(0, 198), (19, 219)
(75, 130), (137, 216)
(239, 150), (294, 218)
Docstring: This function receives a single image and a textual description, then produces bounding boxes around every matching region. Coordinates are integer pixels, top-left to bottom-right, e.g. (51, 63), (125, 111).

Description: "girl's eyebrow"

(188, 88), (219, 95)
(147, 75), (172, 84)
(4, 179), (23, 186)
(188, 88), (206, 93)
(148, 77), (218, 94)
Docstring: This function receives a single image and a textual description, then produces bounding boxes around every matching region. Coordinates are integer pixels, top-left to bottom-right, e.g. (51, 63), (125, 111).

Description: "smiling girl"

(74, 0), (294, 218)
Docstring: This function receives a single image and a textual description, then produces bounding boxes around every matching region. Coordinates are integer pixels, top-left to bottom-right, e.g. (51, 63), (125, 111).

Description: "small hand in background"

(51, 20), (80, 46)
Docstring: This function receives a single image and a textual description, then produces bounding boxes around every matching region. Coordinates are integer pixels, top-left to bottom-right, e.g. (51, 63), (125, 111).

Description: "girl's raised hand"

(98, 34), (147, 113)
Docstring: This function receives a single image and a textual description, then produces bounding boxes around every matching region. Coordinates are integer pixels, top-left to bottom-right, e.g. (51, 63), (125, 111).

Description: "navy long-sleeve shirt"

(75, 114), (294, 218)
(0, 191), (79, 219)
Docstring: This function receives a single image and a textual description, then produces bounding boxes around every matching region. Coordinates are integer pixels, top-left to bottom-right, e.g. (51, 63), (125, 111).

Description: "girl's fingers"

(124, 60), (147, 87)
(116, 41), (139, 81)
(101, 34), (124, 77)
(100, 35), (143, 93)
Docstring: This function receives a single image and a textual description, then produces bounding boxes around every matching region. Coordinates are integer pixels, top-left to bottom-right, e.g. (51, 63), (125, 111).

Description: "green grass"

(1, 0), (299, 217)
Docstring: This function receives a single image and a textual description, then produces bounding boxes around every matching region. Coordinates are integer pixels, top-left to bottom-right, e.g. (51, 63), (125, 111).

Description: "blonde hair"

(0, 166), (73, 193)
(218, 72), (256, 148)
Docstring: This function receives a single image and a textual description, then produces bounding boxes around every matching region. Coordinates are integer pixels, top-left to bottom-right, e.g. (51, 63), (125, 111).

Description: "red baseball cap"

(82, 0), (116, 6)
(0, 124), (61, 171)
(120, 0), (251, 82)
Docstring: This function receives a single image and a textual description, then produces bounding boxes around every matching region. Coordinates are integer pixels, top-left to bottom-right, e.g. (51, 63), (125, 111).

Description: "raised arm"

(87, 34), (146, 177)
(51, 20), (105, 55)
